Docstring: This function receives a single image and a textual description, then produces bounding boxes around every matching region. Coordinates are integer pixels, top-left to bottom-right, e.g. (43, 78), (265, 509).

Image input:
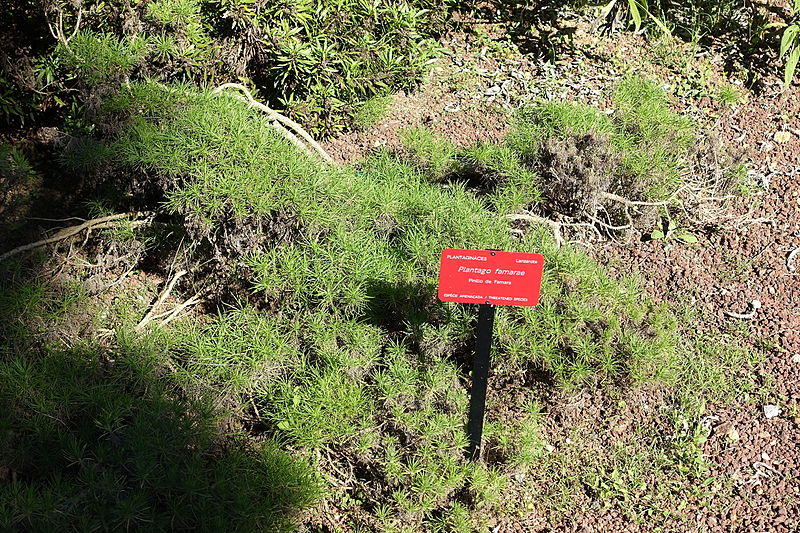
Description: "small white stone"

(791, 353), (800, 363)
(763, 405), (781, 419)
(545, 444), (555, 452)
(774, 130), (792, 144)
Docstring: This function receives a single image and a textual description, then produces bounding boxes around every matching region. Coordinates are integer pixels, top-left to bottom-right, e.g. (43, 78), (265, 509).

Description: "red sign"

(437, 249), (544, 306)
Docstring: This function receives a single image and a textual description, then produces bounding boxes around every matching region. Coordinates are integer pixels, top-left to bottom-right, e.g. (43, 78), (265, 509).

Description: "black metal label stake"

(467, 302), (496, 461)
(436, 247), (545, 462)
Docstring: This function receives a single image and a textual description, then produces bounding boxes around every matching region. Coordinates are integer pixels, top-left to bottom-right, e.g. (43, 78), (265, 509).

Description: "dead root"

(212, 83), (334, 164)
(506, 212), (602, 248)
(136, 268), (208, 331)
(136, 270), (187, 330)
(0, 212), (153, 262)
(508, 172), (750, 246)
(46, 2), (83, 54)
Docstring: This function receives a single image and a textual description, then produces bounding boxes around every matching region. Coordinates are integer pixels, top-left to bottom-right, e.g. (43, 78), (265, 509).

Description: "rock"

(763, 405), (781, 419)
(791, 353), (800, 363)
(774, 130), (792, 144)
(715, 422), (740, 442)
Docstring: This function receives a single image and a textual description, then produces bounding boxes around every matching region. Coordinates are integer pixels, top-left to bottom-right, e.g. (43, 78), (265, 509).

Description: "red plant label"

(437, 249), (545, 307)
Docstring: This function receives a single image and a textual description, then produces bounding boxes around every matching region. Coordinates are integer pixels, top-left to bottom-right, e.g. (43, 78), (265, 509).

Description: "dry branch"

(159, 291), (205, 326)
(506, 213), (564, 247)
(601, 191), (673, 207)
(723, 300), (761, 320)
(586, 214), (630, 232)
(506, 213), (604, 246)
(47, 4), (83, 53)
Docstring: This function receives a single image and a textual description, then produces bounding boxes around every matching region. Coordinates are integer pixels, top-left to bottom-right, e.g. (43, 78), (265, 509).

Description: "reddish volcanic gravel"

(596, 83), (800, 532)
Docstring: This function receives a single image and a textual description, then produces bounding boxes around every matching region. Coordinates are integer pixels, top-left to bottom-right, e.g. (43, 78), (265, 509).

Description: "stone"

(774, 130), (792, 144)
(715, 422), (740, 442)
(763, 405), (781, 419)
(791, 353), (800, 363)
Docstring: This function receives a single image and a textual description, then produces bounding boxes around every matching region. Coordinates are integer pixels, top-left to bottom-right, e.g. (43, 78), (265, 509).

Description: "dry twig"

(47, 4), (83, 53)
(136, 270), (187, 330)
(506, 213), (604, 246)
(159, 291), (205, 325)
(723, 300), (762, 320)
(601, 191), (676, 208)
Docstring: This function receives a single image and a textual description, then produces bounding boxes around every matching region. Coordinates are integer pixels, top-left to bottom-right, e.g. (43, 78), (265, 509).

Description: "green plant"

(400, 126), (460, 180)
(205, 0), (447, 134)
(599, 0), (670, 35)
(0, 269), (319, 532)
(18, 78), (760, 529)
(60, 32), (149, 87)
(0, 76), (36, 125)
(716, 83), (747, 106)
(0, 144), (41, 230)
(508, 75), (699, 236)
(649, 218), (697, 243)
(352, 95), (392, 130)
(779, 1), (800, 88)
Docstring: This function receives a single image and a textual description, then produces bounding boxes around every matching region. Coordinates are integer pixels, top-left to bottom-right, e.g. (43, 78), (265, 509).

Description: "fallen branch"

(0, 212), (151, 262)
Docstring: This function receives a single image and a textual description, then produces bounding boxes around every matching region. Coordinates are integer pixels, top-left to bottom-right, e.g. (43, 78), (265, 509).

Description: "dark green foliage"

(0, 144), (41, 231)
(208, 0), (448, 134)
(2, 0), (450, 134)
(0, 270), (319, 532)
(0, 77), (37, 125)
